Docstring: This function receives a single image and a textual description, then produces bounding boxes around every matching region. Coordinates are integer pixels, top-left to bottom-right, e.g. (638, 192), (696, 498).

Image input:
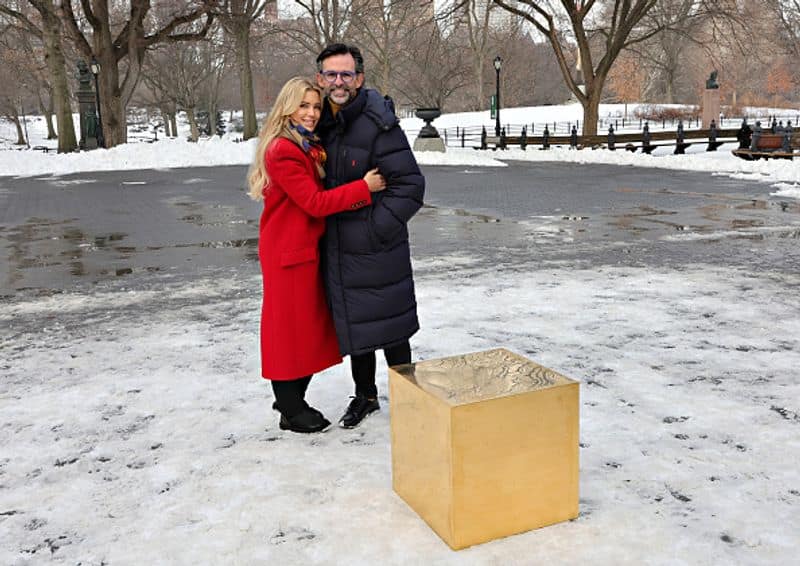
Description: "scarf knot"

(284, 122), (326, 179)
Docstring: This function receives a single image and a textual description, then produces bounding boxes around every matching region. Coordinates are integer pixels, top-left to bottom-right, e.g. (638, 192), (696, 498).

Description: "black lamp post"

(90, 56), (105, 148)
(493, 55), (502, 137)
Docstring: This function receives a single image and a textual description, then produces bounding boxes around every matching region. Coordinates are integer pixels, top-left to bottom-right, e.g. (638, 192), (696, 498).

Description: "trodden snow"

(2, 263), (799, 563)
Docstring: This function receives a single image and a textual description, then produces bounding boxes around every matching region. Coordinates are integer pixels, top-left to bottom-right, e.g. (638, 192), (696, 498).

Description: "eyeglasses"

(319, 70), (358, 84)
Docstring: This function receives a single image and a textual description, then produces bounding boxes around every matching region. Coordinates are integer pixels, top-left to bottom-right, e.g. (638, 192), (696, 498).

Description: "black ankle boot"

(278, 407), (331, 433)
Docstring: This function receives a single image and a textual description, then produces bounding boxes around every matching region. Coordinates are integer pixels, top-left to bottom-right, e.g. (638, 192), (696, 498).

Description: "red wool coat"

(258, 137), (371, 380)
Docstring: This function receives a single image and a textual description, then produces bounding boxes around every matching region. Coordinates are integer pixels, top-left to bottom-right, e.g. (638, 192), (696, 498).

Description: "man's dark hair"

(316, 43), (364, 74)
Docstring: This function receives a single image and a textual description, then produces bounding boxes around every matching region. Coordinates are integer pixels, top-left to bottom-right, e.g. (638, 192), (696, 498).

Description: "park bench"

(483, 127), (739, 154)
(731, 132), (800, 160)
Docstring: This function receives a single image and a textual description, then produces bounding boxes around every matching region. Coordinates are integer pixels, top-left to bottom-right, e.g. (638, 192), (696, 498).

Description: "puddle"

(1, 212), (258, 291)
(611, 206), (697, 232)
(422, 204), (500, 223)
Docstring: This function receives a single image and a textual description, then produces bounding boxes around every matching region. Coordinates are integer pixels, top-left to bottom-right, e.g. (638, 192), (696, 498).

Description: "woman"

(248, 77), (385, 433)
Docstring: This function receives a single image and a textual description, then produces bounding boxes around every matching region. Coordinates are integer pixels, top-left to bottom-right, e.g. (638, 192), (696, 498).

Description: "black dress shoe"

(273, 401), (327, 421)
(339, 395), (380, 429)
(279, 407), (331, 433)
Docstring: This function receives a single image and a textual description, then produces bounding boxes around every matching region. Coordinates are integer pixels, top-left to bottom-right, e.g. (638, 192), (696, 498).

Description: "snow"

(1, 103), (799, 198)
(2, 263), (799, 563)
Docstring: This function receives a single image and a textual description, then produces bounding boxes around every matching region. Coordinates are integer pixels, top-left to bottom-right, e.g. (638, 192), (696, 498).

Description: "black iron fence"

(403, 113), (800, 149)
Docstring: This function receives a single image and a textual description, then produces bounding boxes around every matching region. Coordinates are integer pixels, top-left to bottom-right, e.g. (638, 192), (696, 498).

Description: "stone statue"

(77, 60), (92, 89)
(705, 70), (719, 90)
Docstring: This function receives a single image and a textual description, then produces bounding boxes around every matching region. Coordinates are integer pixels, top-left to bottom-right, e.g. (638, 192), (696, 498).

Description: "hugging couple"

(247, 44), (425, 433)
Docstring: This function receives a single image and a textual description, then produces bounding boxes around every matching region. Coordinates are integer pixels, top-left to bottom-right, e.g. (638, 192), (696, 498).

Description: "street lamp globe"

(90, 57), (100, 75)
(493, 56), (502, 72)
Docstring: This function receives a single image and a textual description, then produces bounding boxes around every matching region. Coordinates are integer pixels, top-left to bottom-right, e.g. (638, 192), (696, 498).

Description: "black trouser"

(271, 375), (312, 417)
(351, 341), (411, 398)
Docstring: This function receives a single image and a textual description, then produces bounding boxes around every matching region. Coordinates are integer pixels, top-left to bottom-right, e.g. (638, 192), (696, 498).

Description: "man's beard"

(327, 85), (356, 105)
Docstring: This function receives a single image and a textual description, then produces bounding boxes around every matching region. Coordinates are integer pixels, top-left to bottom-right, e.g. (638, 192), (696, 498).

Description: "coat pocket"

(280, 246), (318, 267)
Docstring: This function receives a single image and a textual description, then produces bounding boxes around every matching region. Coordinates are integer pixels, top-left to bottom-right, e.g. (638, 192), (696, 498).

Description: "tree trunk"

(91, 9), (128, 148)
(170, 113), (178, 138)
(208, 103), (217, 136)
(381, 58), (391, 96)
(43, 105), (57, 139)
(235, 27), (257, 140)
(665, 68), (675, 104)
(187, 108), (200, 141)
(475, 55), (484, 111)
(581, 90), (602, 136)
(100, 67), (127, 147)
(39, 91), (57, 139)
(39, 5), (77, 153)
(11, 115), (26, 145)
(160, 108), (172, 137)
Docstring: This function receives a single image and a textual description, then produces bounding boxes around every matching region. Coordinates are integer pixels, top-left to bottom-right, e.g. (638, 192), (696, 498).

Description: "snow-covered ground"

(1, 103), (799, 199)
(2, 260), (799, 564)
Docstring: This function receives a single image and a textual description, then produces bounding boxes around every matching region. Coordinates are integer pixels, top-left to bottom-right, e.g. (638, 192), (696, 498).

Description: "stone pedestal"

(702, 89), (721, 129)
(76, 61), (98, 150)
(413, 107), (446, 153)
(389, 348), (579, 550)
(413, 136), (446, 152)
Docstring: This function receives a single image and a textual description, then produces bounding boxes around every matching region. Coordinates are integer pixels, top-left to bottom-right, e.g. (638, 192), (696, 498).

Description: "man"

(314, 43), (425, 428)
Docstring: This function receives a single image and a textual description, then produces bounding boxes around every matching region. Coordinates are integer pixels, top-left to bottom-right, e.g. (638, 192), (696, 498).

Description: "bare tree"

(489, 0), (667, 134)
(141, 39), (225, 141)
(60, 0), (214, 147)
(393, 18), (470, 109)
(0, 33), (33, 145)
(204, 0), (273, 139)
(607, 50), (646, 116)
(0, 0), (78, 152)
(774, 0), (800, 58)
(248, 23), (309, 107)
(348, 0), (432, 95)
(456, 0), (497, 110)
(626, 0), (744, 104)
(278, 0), (353, 56)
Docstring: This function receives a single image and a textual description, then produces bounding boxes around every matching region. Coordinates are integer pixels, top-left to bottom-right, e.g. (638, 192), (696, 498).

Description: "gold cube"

(389, 348), (579, 550)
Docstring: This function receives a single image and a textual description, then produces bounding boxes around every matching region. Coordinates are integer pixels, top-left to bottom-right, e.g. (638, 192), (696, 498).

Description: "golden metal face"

(389, 348), (580, 550)
(391, 348), (574, 405)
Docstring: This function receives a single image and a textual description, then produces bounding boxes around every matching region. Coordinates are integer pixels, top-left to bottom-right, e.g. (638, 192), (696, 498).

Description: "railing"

(403, 113), (800, 149)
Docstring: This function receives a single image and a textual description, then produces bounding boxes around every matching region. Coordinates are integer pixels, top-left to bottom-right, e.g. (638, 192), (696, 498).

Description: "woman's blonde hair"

(247, 77), (322, 200)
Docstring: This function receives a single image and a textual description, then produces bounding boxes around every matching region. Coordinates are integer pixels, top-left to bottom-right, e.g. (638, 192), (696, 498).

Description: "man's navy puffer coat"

(316, 88), (425, 356)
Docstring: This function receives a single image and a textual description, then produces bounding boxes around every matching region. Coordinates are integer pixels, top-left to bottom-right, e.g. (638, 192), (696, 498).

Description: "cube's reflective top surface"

(391, 348), (576, 405)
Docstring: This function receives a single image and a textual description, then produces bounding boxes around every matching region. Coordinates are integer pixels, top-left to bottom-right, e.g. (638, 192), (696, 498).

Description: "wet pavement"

(1, 162), (799, 294)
